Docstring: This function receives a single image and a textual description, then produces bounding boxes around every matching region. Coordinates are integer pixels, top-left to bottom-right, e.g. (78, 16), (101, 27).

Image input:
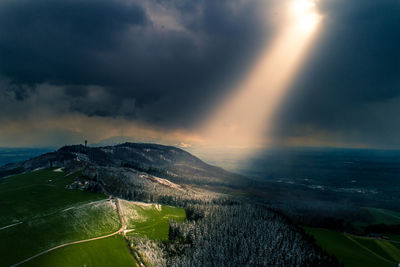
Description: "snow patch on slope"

(152, 176), (184, 191)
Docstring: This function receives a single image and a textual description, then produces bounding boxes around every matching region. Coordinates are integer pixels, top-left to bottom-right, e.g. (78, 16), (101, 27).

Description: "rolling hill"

(0, 143), (248, 187)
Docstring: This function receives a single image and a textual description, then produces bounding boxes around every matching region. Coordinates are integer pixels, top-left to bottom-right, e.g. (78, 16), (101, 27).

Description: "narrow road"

(114, 197), (126, 234)
(12, 198), (127, 267)
(345, 231), (400, 244)
(11, 228), (124, 267)
(0, 221), (23, 231)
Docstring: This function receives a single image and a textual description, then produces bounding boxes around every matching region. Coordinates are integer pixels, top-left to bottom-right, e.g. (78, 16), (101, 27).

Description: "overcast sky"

(0, 0), (399, 149)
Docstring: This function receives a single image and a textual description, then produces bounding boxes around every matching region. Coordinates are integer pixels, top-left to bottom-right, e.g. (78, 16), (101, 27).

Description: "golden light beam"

(199, 0), (322, 151)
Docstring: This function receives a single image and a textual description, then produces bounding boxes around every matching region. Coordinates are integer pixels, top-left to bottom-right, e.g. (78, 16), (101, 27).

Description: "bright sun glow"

(291, 0), (321, 31)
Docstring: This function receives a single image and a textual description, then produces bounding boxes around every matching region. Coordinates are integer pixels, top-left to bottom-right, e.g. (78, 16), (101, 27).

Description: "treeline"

(128, 203), (341, 267)
(120, 161), (246, 187)
(364, 224), (400, 235)
(261, 199), (372, 233)
(165, 203), (340, 267)
(81, 166), (229, 207)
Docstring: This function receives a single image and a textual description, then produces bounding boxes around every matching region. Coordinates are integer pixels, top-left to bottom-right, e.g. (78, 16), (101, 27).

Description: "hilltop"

(0, 143), (247, 187)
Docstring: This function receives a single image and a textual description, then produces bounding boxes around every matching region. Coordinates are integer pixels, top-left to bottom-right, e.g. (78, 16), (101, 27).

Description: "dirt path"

(11, 198), (127, 267)
(11, 228), (124, 267)
(114, 197), (126, 233)
(0, 221), (23, 231)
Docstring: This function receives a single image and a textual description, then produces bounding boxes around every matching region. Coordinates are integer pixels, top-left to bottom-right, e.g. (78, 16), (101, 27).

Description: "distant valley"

(0, 148), (53, 167)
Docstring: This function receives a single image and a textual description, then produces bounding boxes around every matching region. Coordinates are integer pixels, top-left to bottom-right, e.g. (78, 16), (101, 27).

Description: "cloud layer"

(1, 0), (399, 148)
(0, 0), (272, 130)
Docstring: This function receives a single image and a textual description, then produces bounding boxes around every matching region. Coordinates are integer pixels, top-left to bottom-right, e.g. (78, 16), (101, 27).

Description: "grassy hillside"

(364, 207), (400, 225)
(0, 169), (119, 266)
(22, 235), (136, 267)
(387, 234), (400, 242)
(0, 169), (187, 266)
(0, 169), (106, 226)
(120, 199), (186, 240)
(305, 227), (399, 267)
(353, 207), (400, 233)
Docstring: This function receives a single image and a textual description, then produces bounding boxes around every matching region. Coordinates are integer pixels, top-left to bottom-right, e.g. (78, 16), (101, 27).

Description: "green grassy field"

(305, 227), (399, 267)
(0, 169), (106, 226)
(0, 169), (186, 266)
(387, 234), (400, 242)
(353, 207), (400, 233)
(120, 199), (186, 240)
(363, 208), (400, 225)
(22, 235), (136, 267)
(0, 169), (121, 266)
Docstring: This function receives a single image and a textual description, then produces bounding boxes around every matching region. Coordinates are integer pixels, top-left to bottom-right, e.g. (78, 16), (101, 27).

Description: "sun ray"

(199, 0), (322, 152)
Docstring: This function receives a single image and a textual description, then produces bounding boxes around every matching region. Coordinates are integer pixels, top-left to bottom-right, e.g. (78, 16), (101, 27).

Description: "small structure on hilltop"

(84, 140), (88, 147)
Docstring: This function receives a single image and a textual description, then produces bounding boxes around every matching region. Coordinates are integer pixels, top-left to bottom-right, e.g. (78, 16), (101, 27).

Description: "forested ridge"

(128, 201), (341, 266)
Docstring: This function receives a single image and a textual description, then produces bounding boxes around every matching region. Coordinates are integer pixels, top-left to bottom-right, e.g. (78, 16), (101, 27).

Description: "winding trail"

(0, 221), (23, 231)
(11, 197), (128, 267)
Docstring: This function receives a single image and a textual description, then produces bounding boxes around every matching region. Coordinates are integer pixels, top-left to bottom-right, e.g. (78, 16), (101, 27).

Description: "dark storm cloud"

(0, 0), (147, 85)
(272, 0), (400, 148)
(0, 0), (272, 128)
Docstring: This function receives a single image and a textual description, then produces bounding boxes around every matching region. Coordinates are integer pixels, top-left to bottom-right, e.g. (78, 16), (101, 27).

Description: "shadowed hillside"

(0, 143), (248, 187)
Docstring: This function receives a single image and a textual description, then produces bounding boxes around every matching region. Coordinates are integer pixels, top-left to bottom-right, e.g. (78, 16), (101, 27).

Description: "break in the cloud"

(271, 0), (400, 149)
(0, 0), (400, 149)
